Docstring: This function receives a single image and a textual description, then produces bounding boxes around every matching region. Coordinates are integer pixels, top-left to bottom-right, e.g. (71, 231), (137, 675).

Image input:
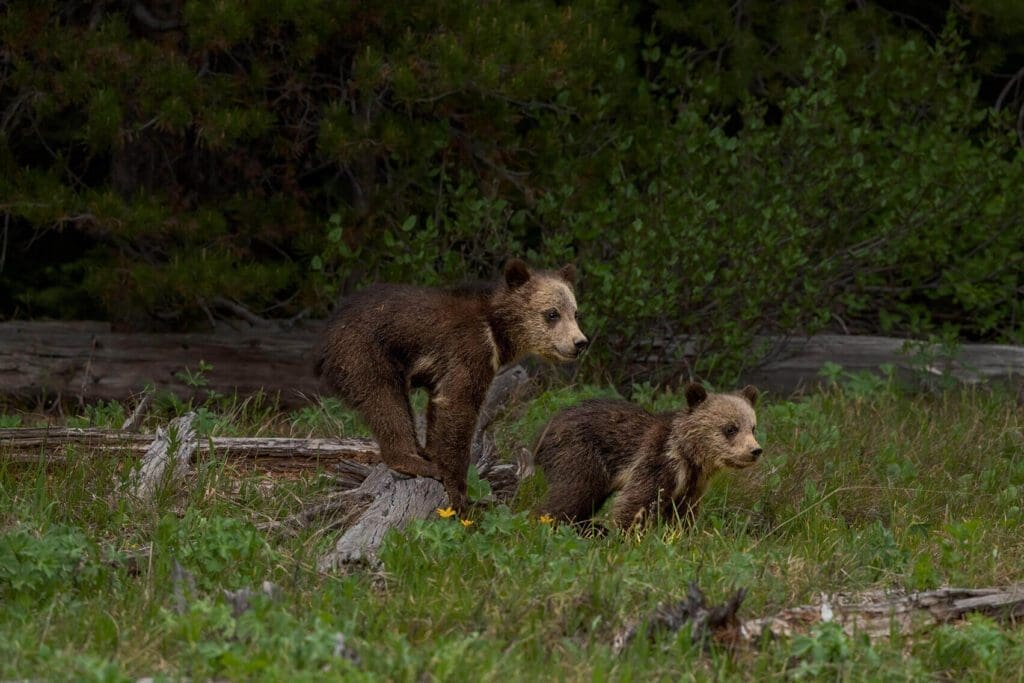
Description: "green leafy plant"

(3, 2), (1023, 385)
(0, 415), (23, 428)
(0, 524), (104, 603)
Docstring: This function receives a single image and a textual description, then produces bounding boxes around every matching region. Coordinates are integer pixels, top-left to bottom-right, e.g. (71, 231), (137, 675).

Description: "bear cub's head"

(677, 383), (762, 470)
(496, 258), (588, 362)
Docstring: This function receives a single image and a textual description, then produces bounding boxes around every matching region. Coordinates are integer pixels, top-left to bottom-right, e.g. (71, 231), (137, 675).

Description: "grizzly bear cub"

(315, 259), (587, 511)
(534, 383), (761, 532)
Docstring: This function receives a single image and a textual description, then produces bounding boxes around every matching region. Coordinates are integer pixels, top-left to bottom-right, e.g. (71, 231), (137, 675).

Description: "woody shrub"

(1, 1), (1022, 381)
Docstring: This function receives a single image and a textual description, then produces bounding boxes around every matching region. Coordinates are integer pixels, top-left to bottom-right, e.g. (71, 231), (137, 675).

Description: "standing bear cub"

(534, 383), (761, 531)
(315, 259), (587, 511)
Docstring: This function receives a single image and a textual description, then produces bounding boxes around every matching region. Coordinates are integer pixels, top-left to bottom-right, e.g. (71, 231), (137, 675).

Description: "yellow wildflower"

(436, 507), (457, 519)
(539, 514), (555, 525)
(460, 519), (474, 528)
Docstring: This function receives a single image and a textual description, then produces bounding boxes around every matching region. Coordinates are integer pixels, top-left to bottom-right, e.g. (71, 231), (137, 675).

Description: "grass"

(1, 373), (1023, 681)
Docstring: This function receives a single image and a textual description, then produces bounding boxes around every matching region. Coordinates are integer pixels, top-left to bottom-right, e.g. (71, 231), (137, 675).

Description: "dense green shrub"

(1, 1), (1022, 381)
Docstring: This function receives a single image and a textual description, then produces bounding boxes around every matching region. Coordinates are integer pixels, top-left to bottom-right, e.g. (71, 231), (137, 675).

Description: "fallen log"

(0, 363), (531, 475)
(742, 335), (1024, 393)
(0, 320), (322, 405)
(0, 427), (380, 471)
(739, 584), (1024, 642)
(612, 582), (1024, 654)
(3, 320), (1023, 403)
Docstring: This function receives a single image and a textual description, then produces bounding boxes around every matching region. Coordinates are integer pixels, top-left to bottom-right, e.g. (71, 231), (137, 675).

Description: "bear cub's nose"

(751, 447), (763, 459)
(574, 338), (590, 354)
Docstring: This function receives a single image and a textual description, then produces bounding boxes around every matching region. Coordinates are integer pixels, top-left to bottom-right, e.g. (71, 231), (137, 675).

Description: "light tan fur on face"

(522, 276), (587, 361)
(491, 260), (587, 365)
(668, 394), (760, 472)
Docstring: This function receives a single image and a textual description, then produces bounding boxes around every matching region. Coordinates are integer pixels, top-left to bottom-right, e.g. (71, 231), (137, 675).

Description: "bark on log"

(0, 363), (528, 475)
(0, 428), (380, 471)
(739, 584), (1024, 643)
(0, 320), (321, 405)
(613, 583), (1024, 654)
(4, 321), (1024, 403)
(741, 335), (1024, 393)
(317, 463), (448, 570)
(127, 412), (197, 499)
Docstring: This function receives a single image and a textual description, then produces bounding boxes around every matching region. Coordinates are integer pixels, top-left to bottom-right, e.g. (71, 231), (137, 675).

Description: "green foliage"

(156, 510), (275, 590)
(66, 400), (127, 429)
(930, 615), (1021, 676)
(0, 523), (104, 603)
(465, 463), (492, 503)
(289, 397), (370, 438)
(2, 2), (1022, 382)
(0, 414), (22, 428)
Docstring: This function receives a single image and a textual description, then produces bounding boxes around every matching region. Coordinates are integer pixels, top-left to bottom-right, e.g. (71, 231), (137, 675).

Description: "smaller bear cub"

(534, 383), (761, 531)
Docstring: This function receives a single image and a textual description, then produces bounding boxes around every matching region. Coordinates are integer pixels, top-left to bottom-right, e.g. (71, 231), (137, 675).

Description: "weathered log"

(613, 583), (1024, 654)
(317, 464), (449, 570)
(741, 334), (1024, 393)
(4, 321), (1024, 403)
(739, 584), (1024, 643)
(279, 454), (520, 567)
(0, 320), (322, 405)
(127, 412), (197, 499)
(1, 363), (528, 473)
(0, 428), (380, 471)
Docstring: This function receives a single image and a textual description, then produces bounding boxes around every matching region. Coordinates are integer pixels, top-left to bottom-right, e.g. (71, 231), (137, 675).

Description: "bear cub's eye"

(723, 424), (739, 439)
(544, 309), (561, 323)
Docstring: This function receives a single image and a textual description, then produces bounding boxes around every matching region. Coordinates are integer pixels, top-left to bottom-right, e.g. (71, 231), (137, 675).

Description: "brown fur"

(534, 383), (761, 532)
(315, 259), (586, 511)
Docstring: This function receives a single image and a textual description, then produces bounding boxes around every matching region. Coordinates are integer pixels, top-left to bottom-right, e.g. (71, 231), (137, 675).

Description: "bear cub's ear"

(504, 258), (531, 289)
(558, 263), (577, 285)
(684, 382), (708, 410)
(739, 385), (759, 407)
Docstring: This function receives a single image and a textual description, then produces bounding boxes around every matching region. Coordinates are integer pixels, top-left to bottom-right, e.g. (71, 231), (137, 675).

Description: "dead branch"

(613, 582), (747, 654)
(130, 2), (183, 31)
(127, 412), (197, 499)
(222, 581), (281, 618)
(208, 296), (273, 328)
(121, 388), (153, 432)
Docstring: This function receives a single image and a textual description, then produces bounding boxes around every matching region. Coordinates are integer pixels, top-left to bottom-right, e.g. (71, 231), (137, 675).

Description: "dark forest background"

(2, 1), (1022, 378)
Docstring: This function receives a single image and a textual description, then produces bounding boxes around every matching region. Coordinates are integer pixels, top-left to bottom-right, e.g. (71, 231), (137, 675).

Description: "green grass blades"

(1, 381), (1023, 681)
